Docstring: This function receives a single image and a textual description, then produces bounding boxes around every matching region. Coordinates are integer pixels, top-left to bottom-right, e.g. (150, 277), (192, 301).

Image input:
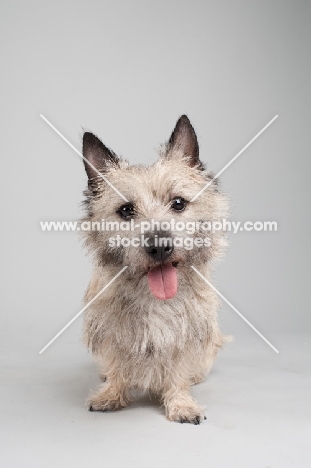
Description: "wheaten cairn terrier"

(81, 115), (229, 424)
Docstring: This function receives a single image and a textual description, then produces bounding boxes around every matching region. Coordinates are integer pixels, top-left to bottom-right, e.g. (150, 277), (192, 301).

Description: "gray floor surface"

(1, 331), (310, 468)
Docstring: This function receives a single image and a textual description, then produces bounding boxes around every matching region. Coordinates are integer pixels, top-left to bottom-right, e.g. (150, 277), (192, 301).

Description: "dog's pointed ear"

(167, 115), (200, 167)
(82, 132), (119, 193)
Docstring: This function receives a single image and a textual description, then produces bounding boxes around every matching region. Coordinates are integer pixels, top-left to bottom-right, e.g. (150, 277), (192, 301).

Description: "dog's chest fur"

(84, 270), (220, 361)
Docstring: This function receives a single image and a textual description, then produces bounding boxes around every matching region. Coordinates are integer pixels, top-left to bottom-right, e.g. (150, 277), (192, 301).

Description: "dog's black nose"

(145, 235), (174, 262)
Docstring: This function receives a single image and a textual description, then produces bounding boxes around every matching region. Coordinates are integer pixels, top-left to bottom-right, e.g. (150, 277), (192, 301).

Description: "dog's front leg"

(88, 377), (129, 412)
(162, 383), (206, 425)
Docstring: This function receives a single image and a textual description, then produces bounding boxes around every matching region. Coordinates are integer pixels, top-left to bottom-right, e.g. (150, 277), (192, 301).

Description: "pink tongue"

(147, 264), (178, 300)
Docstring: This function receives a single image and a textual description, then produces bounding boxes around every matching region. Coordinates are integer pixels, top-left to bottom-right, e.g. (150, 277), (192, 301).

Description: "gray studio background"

(1, 1), (310, 467)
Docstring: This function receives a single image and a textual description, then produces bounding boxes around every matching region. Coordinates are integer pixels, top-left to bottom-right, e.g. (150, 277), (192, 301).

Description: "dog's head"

(81, 116), (228, 300)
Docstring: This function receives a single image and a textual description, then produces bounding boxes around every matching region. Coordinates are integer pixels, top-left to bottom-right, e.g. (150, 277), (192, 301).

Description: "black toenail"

(89, 406), (93, 411)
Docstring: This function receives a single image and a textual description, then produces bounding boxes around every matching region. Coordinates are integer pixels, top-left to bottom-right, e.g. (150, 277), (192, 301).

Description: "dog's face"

(81, 116), (228, 300)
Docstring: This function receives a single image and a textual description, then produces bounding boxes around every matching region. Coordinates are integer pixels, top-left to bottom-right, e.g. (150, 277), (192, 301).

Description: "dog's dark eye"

(171, 197), (187, 212)
(117, 203), (135, 219)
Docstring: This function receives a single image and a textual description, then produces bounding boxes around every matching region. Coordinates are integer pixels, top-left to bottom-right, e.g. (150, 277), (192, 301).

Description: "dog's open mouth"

(147, 262), (178, 300)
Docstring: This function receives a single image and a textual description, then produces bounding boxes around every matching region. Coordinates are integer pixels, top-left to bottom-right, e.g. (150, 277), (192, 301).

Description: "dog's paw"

(179, 414), (207, 425)
(166, 404), (206, 425)
(88, 399), (123, 412)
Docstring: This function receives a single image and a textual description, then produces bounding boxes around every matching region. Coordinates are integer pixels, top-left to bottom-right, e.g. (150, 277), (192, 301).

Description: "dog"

(81, 115), (229, 424)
